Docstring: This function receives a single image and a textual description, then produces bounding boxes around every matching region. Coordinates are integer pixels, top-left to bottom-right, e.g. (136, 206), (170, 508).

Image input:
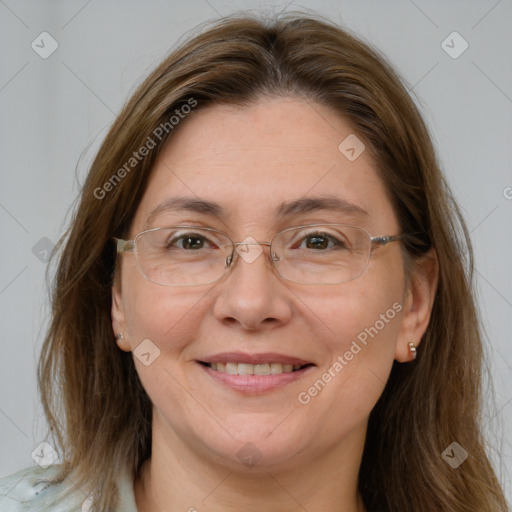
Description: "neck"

(134, 414), (367, 512)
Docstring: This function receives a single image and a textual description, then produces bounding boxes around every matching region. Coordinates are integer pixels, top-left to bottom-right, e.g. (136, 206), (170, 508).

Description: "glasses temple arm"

(114, 238), (135, 253)
(370, 234), (403, 248)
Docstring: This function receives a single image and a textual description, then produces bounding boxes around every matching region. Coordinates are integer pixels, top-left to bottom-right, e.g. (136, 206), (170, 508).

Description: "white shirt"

(0, 464), (138, 511)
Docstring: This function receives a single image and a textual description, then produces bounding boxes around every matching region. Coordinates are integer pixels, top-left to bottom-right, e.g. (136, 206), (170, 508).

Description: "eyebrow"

(144, 194), (368, 228)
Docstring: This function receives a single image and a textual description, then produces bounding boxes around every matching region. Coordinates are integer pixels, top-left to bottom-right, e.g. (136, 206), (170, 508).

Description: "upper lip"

(199, 352), (314, 366)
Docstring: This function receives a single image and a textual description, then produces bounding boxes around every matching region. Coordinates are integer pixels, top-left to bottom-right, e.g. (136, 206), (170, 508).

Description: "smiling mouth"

(199, 362), (313, 375)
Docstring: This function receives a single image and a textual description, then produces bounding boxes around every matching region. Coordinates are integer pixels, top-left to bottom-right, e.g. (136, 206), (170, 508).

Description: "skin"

(112, 97), (438, 512)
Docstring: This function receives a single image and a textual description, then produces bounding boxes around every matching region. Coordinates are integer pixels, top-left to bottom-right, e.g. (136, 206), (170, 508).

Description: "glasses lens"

(134, 227), (232, 286)
(272, 225), (371, 284)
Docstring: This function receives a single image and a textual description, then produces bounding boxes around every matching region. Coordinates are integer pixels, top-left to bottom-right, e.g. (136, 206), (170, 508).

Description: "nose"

(212, 240), (293, 331)
(226, 240), (272, 267)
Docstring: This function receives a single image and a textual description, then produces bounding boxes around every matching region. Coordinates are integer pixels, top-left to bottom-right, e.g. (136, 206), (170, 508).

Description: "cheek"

(303, 267), (404, 406)
(120, 275), (213, 411)
(295, 289), (401, 442)
(316, 273), (403, 354)
(121, 266), (208, 352)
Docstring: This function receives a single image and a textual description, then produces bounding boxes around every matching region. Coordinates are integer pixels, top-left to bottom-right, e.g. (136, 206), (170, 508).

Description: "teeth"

(208, 362), (304, 375)
(270, 363), (283, 374)
(238, 363), (255, 375)
(254, 364), (270, 376)
(226, 362), (238, 375)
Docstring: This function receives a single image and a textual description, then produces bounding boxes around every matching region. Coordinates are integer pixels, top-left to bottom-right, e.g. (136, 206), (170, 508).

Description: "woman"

(0, 12), (508, 512)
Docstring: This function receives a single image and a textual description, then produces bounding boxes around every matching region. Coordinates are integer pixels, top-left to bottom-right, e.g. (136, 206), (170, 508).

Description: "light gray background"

(1, 0), (511, 505)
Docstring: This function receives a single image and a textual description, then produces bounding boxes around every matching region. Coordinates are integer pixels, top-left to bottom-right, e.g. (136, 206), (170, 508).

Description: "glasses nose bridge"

(231, 240), (273, 258)
(228, 239), (278, 269)
(232, 240), (272, 249)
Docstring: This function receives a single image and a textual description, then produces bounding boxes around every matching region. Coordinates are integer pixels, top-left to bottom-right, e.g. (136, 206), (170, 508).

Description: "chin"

(191, 417), (315, 472)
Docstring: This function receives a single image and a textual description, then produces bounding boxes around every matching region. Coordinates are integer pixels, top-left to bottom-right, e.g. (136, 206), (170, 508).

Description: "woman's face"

(112, 97), (415, 471)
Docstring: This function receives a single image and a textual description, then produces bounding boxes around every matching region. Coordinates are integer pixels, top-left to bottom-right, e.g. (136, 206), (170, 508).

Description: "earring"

(116, 333), (124, 340)
(408, 342), (417, 361)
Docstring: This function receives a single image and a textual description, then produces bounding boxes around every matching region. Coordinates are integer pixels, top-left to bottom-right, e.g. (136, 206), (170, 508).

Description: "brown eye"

(298, 233), (346, 251)
(176, 235), (207, 250)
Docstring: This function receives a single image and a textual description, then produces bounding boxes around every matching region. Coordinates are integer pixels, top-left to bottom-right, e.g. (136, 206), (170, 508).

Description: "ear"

(395, 248), (438, 362)
(111, 280), (131, 352)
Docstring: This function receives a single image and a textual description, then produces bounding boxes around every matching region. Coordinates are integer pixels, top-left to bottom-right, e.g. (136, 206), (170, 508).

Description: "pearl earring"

(408, 342), (417, 360)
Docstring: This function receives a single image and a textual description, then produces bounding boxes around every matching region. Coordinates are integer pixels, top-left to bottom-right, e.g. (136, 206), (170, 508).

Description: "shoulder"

(0, 465), (84, 512)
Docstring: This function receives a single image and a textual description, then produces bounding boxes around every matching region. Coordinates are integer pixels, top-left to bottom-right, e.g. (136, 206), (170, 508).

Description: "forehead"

(131, 97), (396, 233)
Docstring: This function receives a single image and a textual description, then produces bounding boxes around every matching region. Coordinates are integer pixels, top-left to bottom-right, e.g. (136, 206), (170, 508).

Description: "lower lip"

(199, 363), (313, 394)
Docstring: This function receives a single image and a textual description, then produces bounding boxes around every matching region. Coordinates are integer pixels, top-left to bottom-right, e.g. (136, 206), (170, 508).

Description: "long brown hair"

(38, 13), (509, 511)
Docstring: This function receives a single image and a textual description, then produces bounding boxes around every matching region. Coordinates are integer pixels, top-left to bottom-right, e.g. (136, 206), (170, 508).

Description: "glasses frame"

(114, 223), (403, 286)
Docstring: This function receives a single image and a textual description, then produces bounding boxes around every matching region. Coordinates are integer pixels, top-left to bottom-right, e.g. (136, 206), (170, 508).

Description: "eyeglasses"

(114, 224), (402, 286)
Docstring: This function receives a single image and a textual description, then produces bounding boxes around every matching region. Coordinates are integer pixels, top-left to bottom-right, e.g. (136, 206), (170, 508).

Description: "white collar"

(0, 464), (138, 511)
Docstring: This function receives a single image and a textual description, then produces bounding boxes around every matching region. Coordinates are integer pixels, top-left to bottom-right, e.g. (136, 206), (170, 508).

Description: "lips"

(197, 352), (314, 380)
(203, 362), (309, 375)
(199, 352), (313, 366)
